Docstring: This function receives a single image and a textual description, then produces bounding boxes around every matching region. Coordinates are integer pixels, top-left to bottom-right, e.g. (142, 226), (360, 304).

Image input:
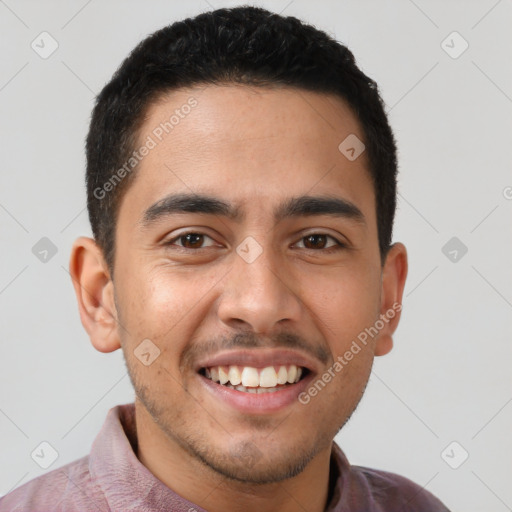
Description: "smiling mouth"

(199, 364), (309, 394)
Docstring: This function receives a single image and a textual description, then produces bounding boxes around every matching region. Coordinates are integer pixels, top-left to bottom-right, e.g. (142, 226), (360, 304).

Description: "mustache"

(181, 330), (331, 369)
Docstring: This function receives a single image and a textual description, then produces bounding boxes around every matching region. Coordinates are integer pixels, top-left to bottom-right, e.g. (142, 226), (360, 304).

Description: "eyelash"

(165, 231), (347, 254)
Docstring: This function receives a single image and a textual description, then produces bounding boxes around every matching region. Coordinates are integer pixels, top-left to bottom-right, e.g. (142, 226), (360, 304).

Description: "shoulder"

(0, 455), (107, 512)
(350, 464), (451, 511)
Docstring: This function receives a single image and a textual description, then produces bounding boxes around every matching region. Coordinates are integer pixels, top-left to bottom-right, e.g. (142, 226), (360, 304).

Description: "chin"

(197, 445), (314, 484)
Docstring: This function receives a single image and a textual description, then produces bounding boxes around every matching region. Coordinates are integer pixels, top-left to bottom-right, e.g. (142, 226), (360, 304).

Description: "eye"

(166, 232), (217, 250)
(164, 231), (346, 253)
(295, 233), (346, 253)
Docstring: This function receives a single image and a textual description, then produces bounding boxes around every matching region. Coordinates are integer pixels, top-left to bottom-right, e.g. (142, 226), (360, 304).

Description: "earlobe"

(68, 236), (121, 353)
(374, 242), (408, 357)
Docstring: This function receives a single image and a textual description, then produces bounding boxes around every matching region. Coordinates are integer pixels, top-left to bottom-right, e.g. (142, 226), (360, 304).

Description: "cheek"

(119, 265), (215, 351)
(303, 264), (381, 347)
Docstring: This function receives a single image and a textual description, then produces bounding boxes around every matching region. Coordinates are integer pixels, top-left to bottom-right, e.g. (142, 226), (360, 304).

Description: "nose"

(216, 240), (303, 334)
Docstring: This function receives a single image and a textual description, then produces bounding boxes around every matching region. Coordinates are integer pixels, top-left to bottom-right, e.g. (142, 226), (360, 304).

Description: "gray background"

(1, 1), (511, 510)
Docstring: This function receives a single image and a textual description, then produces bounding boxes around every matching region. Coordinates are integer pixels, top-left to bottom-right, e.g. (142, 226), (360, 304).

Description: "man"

(0, 6), (450, 511)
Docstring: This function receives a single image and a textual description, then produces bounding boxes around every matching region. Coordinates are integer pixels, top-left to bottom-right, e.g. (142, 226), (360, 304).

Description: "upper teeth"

(205, 364), (303, 387)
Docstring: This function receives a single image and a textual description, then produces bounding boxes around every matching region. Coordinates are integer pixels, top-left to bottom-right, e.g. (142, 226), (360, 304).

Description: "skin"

(70, 84), (407, 512)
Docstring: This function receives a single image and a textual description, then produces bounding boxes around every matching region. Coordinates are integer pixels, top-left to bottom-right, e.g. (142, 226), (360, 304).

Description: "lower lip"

(199, 373), (314, 414)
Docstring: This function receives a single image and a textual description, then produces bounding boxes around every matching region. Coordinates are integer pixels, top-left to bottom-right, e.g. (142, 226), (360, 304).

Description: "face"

(78, 84), (407, 485)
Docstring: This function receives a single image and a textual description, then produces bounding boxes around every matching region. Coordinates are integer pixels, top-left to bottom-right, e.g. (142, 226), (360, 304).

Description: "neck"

(134, 400), (334, 512)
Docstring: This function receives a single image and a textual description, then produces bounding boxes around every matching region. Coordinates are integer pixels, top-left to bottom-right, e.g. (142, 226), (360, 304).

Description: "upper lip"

(194, 348), (320, 375)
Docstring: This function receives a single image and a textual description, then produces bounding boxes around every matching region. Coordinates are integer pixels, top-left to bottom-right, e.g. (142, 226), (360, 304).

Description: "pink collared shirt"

(0, 403), (450, 511)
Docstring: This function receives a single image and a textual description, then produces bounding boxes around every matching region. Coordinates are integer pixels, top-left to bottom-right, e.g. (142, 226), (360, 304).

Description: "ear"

(68, 236), (121, 353)
(374, 242), (408, 356)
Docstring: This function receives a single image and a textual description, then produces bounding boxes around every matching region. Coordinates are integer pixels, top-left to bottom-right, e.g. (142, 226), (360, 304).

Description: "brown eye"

(303, 234), (328, 249)
(180, 233), (204, 248)
(297, 234), (344, 251)
(167, 232), (216, 249)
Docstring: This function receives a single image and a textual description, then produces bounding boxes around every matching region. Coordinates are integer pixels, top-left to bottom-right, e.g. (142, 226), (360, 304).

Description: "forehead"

(119, 84), (375, 226)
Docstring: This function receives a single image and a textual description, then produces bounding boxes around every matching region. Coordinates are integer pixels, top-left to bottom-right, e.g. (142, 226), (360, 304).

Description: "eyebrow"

(140, 192), (366, 229)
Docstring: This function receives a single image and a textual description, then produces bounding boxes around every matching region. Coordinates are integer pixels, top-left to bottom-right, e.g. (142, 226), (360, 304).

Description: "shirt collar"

(89, 402), (206, 511)
(89, 402), (352, 511)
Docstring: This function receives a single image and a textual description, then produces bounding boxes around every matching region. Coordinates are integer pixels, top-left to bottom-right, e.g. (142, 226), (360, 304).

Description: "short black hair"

(86, 5), (398, 276)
